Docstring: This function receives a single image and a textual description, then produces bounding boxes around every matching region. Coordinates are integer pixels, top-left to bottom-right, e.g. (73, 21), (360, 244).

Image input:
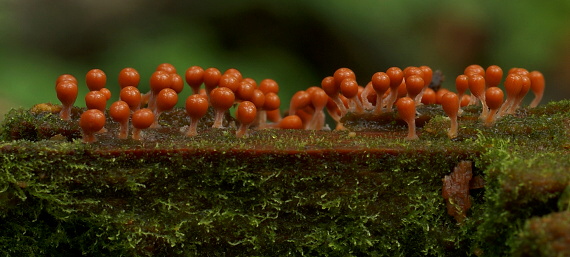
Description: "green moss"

(510, 211), (570, 257)
(0, 141), (467, 255)
(468, 130), (570, 256)
(1, 101), (570, 256)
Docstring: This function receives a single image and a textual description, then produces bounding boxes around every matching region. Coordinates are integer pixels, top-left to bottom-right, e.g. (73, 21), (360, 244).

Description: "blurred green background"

(1, 0), (569, 118)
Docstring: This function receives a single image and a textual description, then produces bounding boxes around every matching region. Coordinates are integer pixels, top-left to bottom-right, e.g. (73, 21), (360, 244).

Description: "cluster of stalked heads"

(287, 66), (432, 133)
(55, 63), (286, 143)
(440, 65), (545, 138)
(287, 66), (431, 139)
(55, 63), (545, 143)
(291, 65), (544, 140)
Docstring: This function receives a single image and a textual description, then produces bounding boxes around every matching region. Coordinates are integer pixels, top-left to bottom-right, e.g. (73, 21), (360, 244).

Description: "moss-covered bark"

(0, 101), (569, 256)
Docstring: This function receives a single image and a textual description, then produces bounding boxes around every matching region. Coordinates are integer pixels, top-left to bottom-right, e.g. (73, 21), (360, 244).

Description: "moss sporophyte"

(0, 63), (568, 256)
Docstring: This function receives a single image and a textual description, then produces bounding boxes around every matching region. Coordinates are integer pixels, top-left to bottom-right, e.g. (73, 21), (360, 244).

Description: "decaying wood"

(442, 160), (473, 224)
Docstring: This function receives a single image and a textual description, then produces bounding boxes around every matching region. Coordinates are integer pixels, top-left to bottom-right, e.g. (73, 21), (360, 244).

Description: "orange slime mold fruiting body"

(484, 87), (504, 127)
(131, 108), (155, 140)
(528, 71), (545, 108)
(441, 92), (459, 139)
(396, 97), (418, 140)
(185, 94), (209, 137)
(54, 63), (547, 143)
(109, 101), (131, 139)
(56, 81), (78, 121)
(236, 101), (257, 137)
(210, 87), (235, 128)
(185, 66), (205, 95)
(79, 109), (106, 143)
(118, 67), (140, 89)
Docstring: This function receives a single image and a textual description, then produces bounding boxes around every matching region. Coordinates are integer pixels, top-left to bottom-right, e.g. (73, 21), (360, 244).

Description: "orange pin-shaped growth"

(247, 89), (265, 125)
(455, 74), (469, 115)
(249, 89), (265, 111)
(56, 80), (78, 120)
(263, 92), (281, 112)
(203, 67), (222, 97)
(236, 80), (257, 102)
(86, 69), (107, 91)
(242, 78), (257, 88)
(421, 88), (436, 105)
(464, 64), (485, 77)
(305, 87), (328, 130)
(131, 108), (155, 140)
(258, 92), (280, 128)
(359, 82), (376, 110)
(289, 90), (311, 116)
(371, 72), (390, 114)
(279, 115), (303, 129)
(419, 66), (433, 86)
(100, 88), (112, 101)
(120, 86), (142, 112)
(485, 65), (503, 88)
(509, 75), (531, 114)
(118, 67), (140, 89)
(153, 88), (178, 128)
(210, 87), (235, 128)
(185, 94), (209, 137)
(435, 88), (451, 105)
(384, 67), (404, 112)
(85, 90), (108, 112)
(321, 75), (347, 116)
(396, 97), (418, 140)
(219, 73), (241, 93)
(109, 100), (131, 139)
(56, 74), (78, 86)
(79, 109), (106, 143)
(185, 66), (205, 95)
(528, 71), (545, 108)
(224, 68), (243, 81)
(334, 67), (357, 110)
(340, 78), (364, 114)
(415, 65), (433, 104)
(498, 73), (522, 118)
(169, 74), (184, 94)
(404, 75), (424, 105)
(259, 79), (279, 94)
(156, 63), (177, 74)
(468, 74), (488, 119)
(148, 70), (171, 111)
(236, 101), (257, 137)
(484, 87), (504, 127)
(441, 92), (459, 139)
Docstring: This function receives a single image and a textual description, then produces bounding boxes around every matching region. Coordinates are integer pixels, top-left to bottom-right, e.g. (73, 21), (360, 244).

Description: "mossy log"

(0, 101), (569, 256)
